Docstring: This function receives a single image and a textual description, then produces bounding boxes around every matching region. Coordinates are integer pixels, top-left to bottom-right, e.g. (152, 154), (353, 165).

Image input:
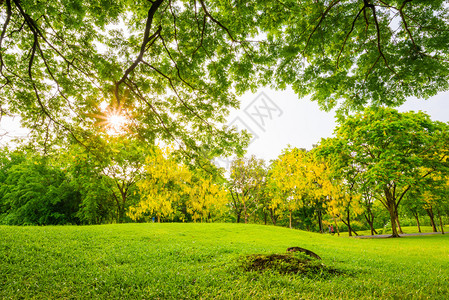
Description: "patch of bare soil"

(241, 253), (340, 277)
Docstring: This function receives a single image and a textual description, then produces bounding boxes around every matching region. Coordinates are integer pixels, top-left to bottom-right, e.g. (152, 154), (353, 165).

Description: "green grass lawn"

(1, 223), (448, 299)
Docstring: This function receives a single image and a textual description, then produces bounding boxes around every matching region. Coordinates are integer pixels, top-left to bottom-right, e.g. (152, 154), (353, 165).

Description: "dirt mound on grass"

(241, 253), (339, 276)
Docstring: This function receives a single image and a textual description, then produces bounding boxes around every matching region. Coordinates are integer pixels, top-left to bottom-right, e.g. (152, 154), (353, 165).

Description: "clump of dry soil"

(241, 252), (339, 277)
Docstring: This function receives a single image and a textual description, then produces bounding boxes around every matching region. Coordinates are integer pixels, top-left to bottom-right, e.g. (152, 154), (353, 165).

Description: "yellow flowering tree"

(268, 147), (334, 230)
(128, 147), (227, 222)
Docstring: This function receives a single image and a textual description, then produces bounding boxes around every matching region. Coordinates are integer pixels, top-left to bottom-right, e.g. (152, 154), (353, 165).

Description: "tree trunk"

(413, 212), (422, 233)
(396, 217), (404, 234)
(317, 208), (323, 233)
(368, 219), (376, 235)
(384, 189), (399, 237)
(437, 210), (445, 234)
(341, 216), (358, 236)
(394, 205), (403, 234)
(289, 210), (292, 229)
(243, 204), (248, 224)
(347, 209), (352, 237)
(426, 208), (437, 232)
(270, 209), (277, 226)
(333, 217), (340, 237)
(364, 211), (378, 235)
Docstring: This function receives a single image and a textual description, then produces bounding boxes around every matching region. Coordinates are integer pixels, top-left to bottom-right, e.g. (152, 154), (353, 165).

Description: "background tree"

(99, 137), (147, 223)
(402, 187), (427, 233)
(129, 147), (191, 222)
(360, 185), (381, 235)
(267, 147), (333, 230)
(0, 151), (81, 225)
(321, 107), (449, 237)
(128, 146), (227, 222)
(228, 156), (266, 224)
(64, 145), (117, 224)
(317, 138), (364, 236)
(185, 175), (228, 222)
(418, 172), (449, 234)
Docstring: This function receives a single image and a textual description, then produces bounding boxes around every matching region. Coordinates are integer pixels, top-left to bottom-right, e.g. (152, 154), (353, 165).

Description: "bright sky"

(2, 88), (449, 166)
(221, 88), (449, 167)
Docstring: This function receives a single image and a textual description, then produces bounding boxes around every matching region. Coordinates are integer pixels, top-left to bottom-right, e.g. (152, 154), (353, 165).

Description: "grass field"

(1, 223), (448, 299)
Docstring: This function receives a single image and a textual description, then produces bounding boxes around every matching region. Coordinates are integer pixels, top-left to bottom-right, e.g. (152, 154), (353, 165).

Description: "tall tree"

(228, 156), (266, 224)
(321, 107), (449, 237)
(317, 138), (364, 236)
(129, 146), (227, 222)
(268, 147), (333, 230)
(0, 0), (253, 159)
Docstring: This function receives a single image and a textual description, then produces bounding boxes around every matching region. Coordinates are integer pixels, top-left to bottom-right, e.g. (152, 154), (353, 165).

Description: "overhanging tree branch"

(115, 0), (165, 105)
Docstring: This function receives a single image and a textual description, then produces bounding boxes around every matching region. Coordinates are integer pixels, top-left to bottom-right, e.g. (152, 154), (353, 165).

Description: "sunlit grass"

(1, 223), (448, 299)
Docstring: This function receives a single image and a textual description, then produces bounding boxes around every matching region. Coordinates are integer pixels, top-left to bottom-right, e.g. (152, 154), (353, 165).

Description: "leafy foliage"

(0, 151), (80, 225)
(267, 148), (333, 229)
(228, 155), (266, 223)
(129, 146), (228, 222)
(2, 0), (449, 155)
(317, 107), (449, 236)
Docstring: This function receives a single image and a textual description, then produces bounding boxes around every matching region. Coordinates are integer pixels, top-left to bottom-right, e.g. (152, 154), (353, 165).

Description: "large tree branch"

(366, 0), (398, 77)
(199, 0), (235, 42)
(336, 5), (365, 69)
(141, 60), (210, 128)
(302, 0), (341, 55)
(0, 0), (12, 81)
(115, 0), (165, 104)
(13, 0), (85, 146)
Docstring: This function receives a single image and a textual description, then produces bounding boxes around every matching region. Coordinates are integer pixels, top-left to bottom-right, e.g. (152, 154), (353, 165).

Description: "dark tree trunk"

(289, 210), (292, 229)
(347, 209), (352, 237)
(394, 206), (403, 234)
(269, 209), (278, 226)
(413, 212), (422, 233)
(364, 213), (378, 235)
(384, 189), (400, 237)
(437, 210), (445, 234)
(426, 208), (437, 232)
(341, 213), (358, 236)
(244, 206), (248, 224)
(396, 217), (404, 234)
(317, 208), (323, 233)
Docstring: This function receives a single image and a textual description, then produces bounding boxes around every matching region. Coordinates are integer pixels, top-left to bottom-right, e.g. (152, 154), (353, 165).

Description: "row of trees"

(226, 107), (449, 237)
(1, 108), (448, 237)
(0, 135), (230, 225)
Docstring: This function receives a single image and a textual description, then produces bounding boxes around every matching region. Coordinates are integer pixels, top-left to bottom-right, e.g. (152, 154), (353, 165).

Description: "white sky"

(225, 88), (449, 164)
(2, 88), (449, 165)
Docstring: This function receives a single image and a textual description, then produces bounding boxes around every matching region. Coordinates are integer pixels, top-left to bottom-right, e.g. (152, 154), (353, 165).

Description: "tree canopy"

(2, 0), (449, 154)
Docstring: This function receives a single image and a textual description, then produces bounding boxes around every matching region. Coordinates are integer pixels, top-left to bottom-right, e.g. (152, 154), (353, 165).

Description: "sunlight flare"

(95, 104), (130, 136)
